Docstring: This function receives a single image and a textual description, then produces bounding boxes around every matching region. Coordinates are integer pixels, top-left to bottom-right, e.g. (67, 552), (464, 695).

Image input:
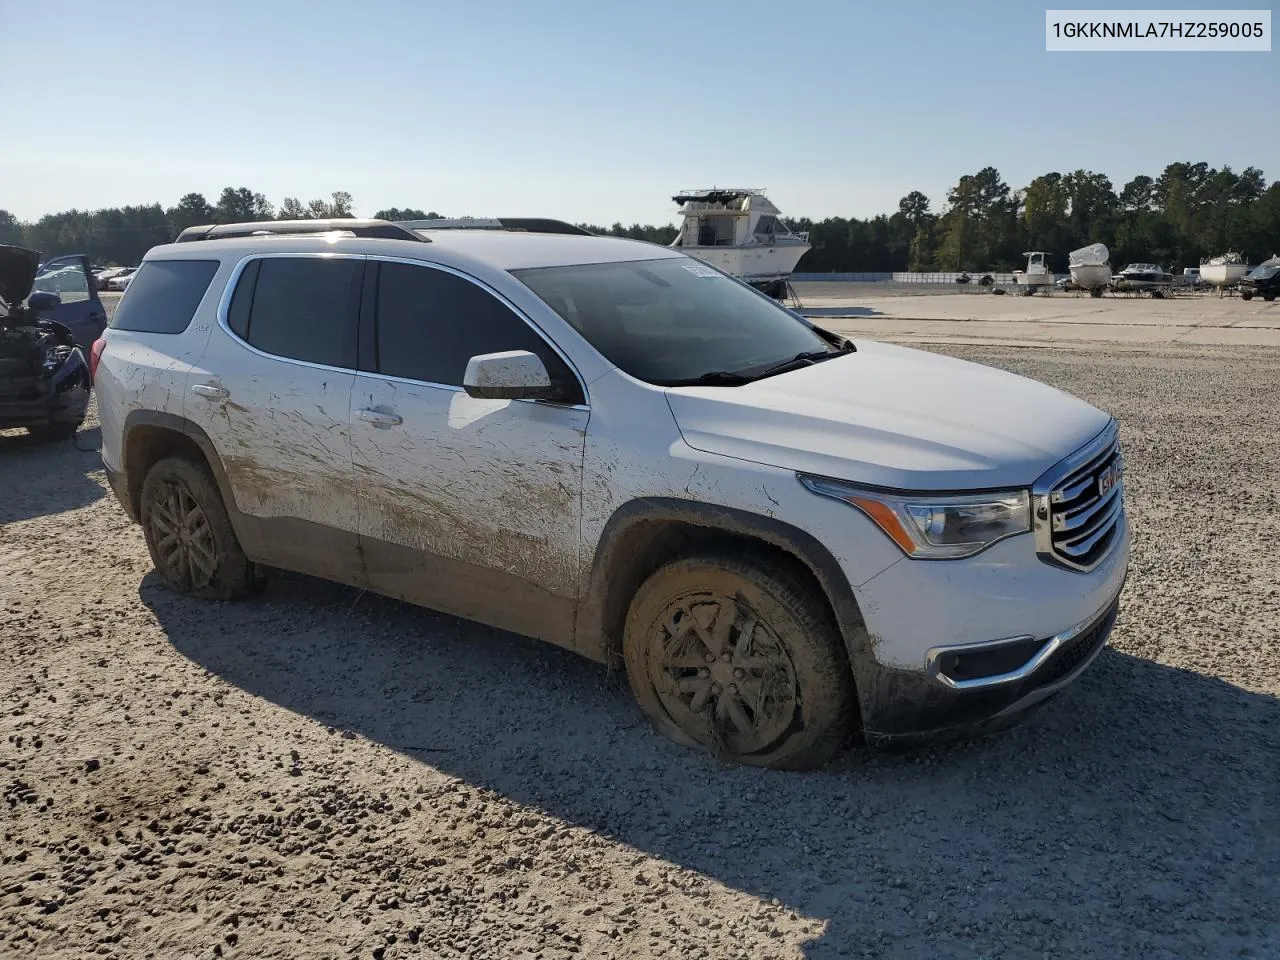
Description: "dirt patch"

(2, 342), (1279, 959)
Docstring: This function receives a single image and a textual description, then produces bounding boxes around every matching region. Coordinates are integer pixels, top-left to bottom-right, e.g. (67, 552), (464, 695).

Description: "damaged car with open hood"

(0, 244), (93, 441)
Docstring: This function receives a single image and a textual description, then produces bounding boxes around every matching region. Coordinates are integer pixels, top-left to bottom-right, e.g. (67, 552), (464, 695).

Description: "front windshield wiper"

(660, 343), (854, 388)
(749, 345), (853, 381)
(660, 370), (755, 387)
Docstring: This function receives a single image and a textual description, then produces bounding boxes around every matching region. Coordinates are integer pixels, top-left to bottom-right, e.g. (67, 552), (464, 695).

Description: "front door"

(185, 254), (366, 585)
(32, 255), (107, 348)
(350, 259), (588, 643)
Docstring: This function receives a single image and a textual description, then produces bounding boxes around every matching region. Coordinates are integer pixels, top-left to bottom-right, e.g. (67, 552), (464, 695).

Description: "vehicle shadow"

(145, 572), (1280, 959)
(0, 425), (106, 525)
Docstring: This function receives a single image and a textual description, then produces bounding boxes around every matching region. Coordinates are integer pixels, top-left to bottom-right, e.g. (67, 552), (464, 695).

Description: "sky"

(1, 0), (1275, 226)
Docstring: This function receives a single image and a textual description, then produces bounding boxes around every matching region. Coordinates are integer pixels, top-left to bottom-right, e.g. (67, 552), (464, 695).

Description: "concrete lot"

(2, 291), (1278, 959)
(793, 284), (1280, 348)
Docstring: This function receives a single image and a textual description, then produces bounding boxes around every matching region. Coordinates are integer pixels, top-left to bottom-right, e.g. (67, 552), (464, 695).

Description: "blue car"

(1, 245), (95, 441)
(29, 253), (109, 349)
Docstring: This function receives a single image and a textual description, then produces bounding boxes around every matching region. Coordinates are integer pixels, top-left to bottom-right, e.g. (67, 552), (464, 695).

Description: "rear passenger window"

(109, 260), (219, 333)
(374, 262), (581, 401)
(235, 257), (361, 368)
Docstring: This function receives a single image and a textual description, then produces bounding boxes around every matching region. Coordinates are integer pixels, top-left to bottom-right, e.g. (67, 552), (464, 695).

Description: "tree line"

(3, 163), (1278, 271)
(0, 189), (440, 267)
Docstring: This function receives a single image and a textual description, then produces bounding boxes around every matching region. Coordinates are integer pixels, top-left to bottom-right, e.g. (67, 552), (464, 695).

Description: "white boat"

(1112, 263), (1173, 292)
(670, 189), (810, 297)
(1200, 252), (1251, 289)
(1068, 243), (1112, 296)
(1012, 251), (1055, 293)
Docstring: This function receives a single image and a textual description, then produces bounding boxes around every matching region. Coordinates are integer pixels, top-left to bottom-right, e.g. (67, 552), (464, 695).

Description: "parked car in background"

(1, 245), (93, 441)
(94, 217), (1129, 769)
(106, 268), (139, 292)
(1239, 259), (1280, 301)
(95, 267), (131, 289)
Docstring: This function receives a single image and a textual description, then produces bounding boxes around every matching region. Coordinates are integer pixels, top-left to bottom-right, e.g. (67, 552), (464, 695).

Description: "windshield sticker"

(682, 264), (719, 278)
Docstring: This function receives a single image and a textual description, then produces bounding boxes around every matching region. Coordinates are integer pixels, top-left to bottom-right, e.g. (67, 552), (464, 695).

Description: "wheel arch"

(121, 411), (267, 560)
(575, 498), (874, 683)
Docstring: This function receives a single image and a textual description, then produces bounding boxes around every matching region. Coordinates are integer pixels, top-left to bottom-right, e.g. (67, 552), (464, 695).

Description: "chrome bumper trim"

(924, 588), (1122, 690)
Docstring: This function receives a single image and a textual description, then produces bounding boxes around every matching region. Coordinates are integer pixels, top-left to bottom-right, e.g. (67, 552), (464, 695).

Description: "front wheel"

(622, 550), (855, 769)
(1241, 291), (1254, 301)
(140, 456), (258, 600)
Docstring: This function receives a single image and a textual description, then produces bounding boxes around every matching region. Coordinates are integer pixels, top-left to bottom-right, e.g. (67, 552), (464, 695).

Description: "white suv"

(93, 217), (1129, 769)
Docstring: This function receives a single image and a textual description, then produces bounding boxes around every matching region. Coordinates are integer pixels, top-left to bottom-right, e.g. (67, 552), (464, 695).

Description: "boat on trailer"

(1068, 243), (1112, 296)
(1200, 252), (1251, 291)
(669, 189), (810, 298)
(1112, 263), (1173, 294)
(1012, 251), (1055, 294)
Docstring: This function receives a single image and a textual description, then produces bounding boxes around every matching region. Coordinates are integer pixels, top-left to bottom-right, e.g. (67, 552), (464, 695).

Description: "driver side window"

(372, 261), (583, 404)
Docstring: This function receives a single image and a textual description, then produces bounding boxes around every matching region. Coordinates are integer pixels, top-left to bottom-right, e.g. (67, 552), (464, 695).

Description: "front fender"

(573, 497), (877, 683)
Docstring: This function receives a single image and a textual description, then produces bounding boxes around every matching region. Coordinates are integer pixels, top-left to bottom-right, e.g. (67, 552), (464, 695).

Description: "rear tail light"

(89, 337), (106, 381)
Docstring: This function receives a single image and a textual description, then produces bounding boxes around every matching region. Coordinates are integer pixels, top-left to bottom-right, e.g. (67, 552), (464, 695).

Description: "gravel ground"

(2, 341), (1279, 960)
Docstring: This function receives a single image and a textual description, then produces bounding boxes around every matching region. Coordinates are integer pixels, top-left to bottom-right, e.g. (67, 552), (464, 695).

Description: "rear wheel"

(140, 456), (258, 600)
(1265, 294), (1276, 302)
(622, 550), (854, 770)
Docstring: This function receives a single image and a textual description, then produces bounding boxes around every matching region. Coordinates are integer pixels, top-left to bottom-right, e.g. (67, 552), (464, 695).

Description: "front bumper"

(857, 589), (1122, 746)
(849, 511), (1129, 744)
(0, 390), (89, 428)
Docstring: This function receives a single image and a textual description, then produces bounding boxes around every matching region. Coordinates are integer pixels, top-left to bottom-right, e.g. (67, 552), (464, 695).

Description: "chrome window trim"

(924, 584), (1122, 690)
(213, 252), (591, 409)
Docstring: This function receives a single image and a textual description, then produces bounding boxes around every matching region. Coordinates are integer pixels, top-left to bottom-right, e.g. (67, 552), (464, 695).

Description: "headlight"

(799, 475), (1031, 559)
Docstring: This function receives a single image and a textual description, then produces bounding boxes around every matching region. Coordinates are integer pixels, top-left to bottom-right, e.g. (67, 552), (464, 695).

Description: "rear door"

(184, 253), (367, 586)
(350, 258), (588, 640)
(32, 255), (108, 348)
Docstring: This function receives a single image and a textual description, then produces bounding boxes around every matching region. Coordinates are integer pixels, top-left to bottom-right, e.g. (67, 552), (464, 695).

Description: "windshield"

(511, 257), (838, 385)
(1247, 264), (1279, 280)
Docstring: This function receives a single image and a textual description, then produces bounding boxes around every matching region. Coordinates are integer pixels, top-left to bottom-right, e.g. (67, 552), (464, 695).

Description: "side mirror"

(27, 291), (62, 313)
(463, 350), (558, 401)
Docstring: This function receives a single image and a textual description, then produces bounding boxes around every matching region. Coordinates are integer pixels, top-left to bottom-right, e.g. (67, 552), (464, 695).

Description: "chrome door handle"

(358, 407), (402, 426)
(191, 384), (230, 400)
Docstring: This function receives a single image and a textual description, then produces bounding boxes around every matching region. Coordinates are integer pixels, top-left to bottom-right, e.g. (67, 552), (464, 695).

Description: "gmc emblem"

(1097, 457), (1122, 498)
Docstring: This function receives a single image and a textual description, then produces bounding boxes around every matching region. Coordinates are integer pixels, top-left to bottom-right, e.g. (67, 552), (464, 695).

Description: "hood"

(0, 244), (42, 306)
(665, 340), (1112, 491)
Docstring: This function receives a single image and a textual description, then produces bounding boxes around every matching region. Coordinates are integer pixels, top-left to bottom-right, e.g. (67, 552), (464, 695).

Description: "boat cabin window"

(694, 218), (736, 246)
(753, 215), (780, 239)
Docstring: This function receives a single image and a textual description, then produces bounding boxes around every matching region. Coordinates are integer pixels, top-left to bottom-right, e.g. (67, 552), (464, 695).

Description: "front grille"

(1035, 426), (1125, 571)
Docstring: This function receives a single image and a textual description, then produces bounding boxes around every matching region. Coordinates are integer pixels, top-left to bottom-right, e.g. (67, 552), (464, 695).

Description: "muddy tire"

(140, 456), (257, 601)
(622, 549), (855, 770)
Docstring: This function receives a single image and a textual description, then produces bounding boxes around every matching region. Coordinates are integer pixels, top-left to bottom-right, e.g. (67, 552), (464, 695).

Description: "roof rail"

(174, 219), (427, 243)
(397, 217), (594, 237)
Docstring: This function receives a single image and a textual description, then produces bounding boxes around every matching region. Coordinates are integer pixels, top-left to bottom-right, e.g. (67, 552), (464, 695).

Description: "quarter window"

(109, 260), (219, 333)
(373, 261), (581, 402)
(234, 257), (361, 368)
